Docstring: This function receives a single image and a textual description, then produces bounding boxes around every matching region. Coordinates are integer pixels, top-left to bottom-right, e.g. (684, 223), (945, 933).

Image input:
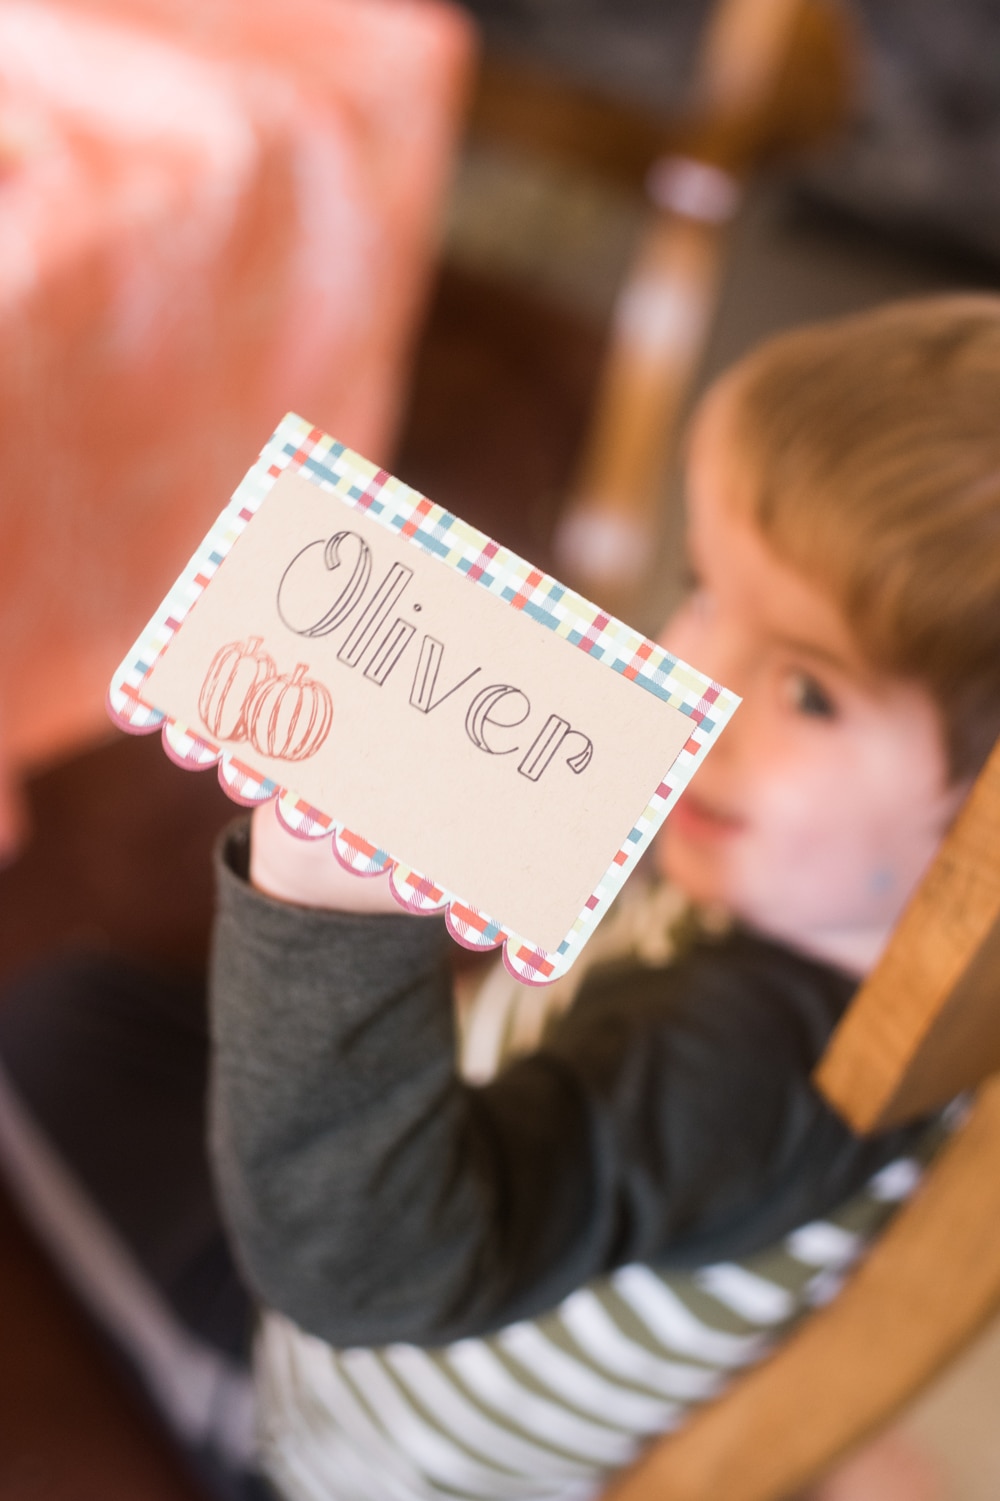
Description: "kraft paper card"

(108, 414), (738, 983)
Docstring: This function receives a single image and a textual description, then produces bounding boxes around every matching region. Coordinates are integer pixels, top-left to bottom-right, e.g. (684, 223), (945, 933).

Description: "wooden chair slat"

(469, 0), (855, 615)
(603, 1076), (1000, 1501)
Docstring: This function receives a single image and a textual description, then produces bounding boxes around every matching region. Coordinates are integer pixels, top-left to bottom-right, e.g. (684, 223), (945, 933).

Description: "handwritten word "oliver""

(276, 529), (593, 782)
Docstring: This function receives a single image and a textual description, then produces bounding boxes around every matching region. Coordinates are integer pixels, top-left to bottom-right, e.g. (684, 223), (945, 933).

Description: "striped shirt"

(252, 885), (944, 1501)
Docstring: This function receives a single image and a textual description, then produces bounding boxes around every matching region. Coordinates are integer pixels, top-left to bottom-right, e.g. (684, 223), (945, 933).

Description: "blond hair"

(727, 295), (1000, 778)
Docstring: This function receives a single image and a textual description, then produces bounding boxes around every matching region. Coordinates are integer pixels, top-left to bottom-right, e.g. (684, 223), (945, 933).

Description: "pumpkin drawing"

(198, 636), (276, 741)
(245, 662), (333, 761)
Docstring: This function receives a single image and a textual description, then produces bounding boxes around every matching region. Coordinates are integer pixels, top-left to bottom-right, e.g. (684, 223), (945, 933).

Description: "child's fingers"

(248, 801), (402, 914)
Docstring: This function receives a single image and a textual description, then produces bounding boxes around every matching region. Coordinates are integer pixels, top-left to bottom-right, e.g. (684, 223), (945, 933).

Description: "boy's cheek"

(656, 777), (834, 913)
(654, 824), (722, 907)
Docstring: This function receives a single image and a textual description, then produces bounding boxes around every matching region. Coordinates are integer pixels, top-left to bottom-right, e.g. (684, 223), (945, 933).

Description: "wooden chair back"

(602, 736), (1000, 1499)
(469, 0), (857, 616)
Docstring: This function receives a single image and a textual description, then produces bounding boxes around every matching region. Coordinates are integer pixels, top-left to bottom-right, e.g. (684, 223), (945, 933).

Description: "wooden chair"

(467, 0), (857, 617)
(598, 734), (1000, 1500)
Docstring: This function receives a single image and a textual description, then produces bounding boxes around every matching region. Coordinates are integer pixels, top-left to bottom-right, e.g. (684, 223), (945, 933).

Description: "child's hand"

(249, 801), (404, 915)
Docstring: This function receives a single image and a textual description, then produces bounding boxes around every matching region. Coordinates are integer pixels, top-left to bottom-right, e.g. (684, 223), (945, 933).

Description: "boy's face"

(657, 386), (967, 976)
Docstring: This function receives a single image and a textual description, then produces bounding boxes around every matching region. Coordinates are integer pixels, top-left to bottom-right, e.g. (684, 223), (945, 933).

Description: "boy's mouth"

(670, 791), (745, 841)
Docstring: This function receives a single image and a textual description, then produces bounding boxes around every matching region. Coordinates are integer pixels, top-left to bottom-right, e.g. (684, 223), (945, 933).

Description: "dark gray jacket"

(209, 821), (920, 1349)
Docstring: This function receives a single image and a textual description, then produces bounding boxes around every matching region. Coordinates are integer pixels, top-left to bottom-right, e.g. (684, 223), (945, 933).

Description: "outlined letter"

(518, 715), (594, 781)
(338, 562), (413, 668)
(410, 636), (481, 713)
(277, 531), (371, 638)
(364, 619), (417, 685)
(466, 684), (530, 755)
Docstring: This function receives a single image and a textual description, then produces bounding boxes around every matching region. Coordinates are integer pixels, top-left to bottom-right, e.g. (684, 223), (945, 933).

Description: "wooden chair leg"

(551, 187), (734, 617)
(550, 0), (856, 617)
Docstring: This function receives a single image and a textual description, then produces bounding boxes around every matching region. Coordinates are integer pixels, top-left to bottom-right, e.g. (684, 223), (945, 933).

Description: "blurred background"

(1, 0), (999, 1495)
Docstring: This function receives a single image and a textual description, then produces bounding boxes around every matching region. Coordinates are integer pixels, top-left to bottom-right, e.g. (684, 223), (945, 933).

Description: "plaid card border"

(108, 413), (738, 984)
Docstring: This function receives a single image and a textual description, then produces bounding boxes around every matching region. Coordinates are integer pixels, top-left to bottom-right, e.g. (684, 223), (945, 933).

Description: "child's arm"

(209, 811), (920, 1350)
(213, 809), (592, 1347)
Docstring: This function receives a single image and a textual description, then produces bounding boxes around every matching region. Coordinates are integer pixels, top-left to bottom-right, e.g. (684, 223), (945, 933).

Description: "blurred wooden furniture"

(468, 0), (857, 617)
(0, 0), (472, 860)
(602, 733), (1000, 1500)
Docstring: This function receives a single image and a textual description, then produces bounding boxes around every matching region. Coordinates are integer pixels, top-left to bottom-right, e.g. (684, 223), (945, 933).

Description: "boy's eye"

(785, 669), (837, 719)
(679, 566), (714, 619)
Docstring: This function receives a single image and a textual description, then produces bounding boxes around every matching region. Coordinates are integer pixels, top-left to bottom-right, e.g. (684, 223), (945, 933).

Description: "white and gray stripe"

(257, 898), (945, 1501)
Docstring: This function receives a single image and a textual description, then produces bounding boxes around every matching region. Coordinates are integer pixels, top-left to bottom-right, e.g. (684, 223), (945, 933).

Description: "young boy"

(1, 295), (999, 1501)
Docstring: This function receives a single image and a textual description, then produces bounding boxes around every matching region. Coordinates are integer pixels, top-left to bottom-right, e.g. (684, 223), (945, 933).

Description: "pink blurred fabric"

(0, 0), (473, 854)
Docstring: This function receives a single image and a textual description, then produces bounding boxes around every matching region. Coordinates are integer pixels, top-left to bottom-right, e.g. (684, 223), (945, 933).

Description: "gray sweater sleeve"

(209, 820), (917, 1347)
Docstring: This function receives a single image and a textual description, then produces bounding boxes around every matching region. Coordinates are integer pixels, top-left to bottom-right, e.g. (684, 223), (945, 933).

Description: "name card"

(109, 415), (738, 983)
